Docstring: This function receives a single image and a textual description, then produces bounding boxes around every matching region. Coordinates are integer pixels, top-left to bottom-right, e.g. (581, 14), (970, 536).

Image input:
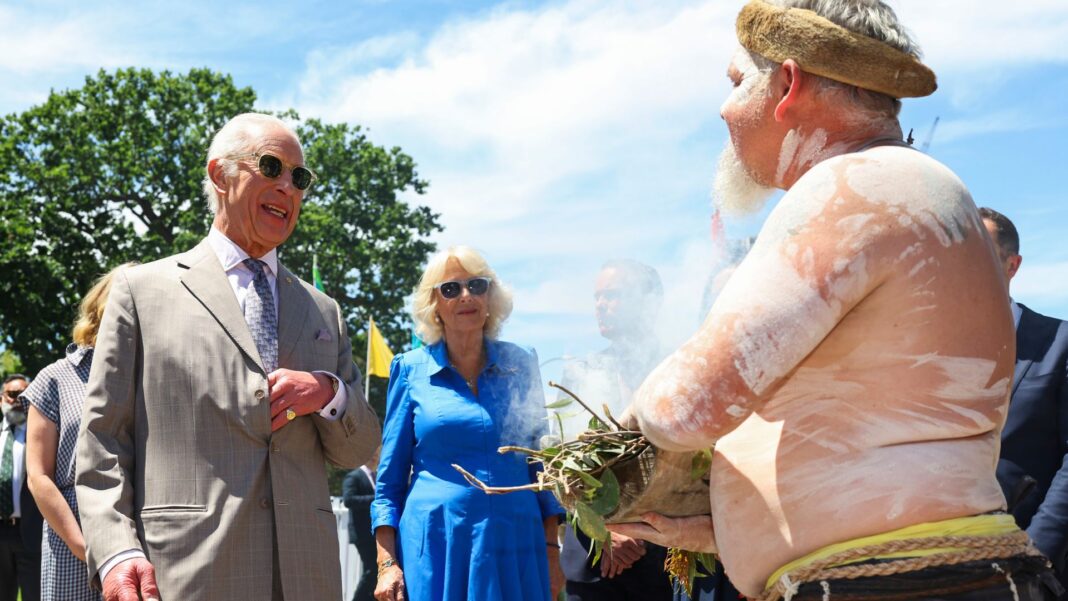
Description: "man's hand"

(268, 369), (333, 432)
(103, 558), (159, 601)
(607, 513), (717, 553)
(600, 533), (646, 578)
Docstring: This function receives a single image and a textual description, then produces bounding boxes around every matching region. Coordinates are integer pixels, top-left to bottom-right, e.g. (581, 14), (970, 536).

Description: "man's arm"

(632, 163), (891, 451)
(1025, 333), (1068, 572)
(74, 268), (148, 586)
(312, 298), (380, 470)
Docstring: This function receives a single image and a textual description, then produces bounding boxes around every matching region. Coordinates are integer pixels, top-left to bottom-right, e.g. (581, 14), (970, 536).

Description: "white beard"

(712, 142), (775, 217)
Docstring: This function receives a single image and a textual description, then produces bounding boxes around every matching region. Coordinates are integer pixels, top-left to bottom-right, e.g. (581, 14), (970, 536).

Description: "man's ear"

(1006, 254), (1022, 282)
(773, 59), (805, 122)
(207, 158), (228, 195)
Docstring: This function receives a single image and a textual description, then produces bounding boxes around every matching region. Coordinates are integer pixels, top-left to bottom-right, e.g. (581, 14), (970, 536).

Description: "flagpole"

(365, 318), (372, 400)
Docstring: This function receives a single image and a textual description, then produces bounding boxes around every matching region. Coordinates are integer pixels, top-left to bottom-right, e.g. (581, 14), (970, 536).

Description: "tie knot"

(243, 258), (268, 278)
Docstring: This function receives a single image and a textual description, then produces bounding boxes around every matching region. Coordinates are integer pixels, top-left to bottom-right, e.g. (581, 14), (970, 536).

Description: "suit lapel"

(179, 240), (266, 374)
(275, 263), (313, 368)
(1012, 304), (1044, 396)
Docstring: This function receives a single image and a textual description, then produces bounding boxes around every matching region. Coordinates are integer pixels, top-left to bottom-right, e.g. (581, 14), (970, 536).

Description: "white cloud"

(894, 0), (1068, 69)
(0, 5), (132, 74)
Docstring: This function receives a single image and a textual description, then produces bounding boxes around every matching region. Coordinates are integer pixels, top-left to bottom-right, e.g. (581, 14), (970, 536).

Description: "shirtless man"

(612, 1), (1058, 599)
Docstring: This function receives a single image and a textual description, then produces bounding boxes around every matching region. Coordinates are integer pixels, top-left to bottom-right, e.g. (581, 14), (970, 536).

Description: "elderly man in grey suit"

(76, 113), (381, 601)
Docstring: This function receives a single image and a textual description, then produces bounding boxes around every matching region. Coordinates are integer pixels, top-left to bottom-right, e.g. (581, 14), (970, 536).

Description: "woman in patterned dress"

(22, 265), (127, 601)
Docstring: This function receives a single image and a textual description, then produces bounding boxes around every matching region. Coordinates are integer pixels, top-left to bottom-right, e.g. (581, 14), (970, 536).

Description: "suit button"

(255, 390), (265, 400)
(260, 498), (270, 509)
(271, 444), (280, 453)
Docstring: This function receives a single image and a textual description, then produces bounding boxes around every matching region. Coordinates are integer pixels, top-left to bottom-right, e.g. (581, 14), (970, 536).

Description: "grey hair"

(201, 113), (302, 214)
(757, 0), (925, 118)
(411, 246), (514, 346)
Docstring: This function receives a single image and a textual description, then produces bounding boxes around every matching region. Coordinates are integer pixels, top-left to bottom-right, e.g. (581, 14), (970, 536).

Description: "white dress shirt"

(1011, 298), (1022, 331)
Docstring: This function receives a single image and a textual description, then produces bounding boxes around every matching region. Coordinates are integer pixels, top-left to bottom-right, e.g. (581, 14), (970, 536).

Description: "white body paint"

(631, 146), (1014, 596)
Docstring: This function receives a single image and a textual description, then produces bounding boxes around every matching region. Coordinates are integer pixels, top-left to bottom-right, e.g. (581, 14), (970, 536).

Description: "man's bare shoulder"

(766, 146), (976, 248)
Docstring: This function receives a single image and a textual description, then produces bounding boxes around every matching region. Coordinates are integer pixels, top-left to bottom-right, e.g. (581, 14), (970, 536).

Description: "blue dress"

(371, 340), (563, 601)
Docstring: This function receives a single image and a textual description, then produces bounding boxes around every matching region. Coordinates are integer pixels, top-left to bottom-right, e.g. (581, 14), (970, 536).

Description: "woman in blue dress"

(371, 246), (564, 601)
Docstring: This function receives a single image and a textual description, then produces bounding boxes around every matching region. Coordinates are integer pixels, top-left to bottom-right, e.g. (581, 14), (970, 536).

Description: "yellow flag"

(367, 318), (394, 378)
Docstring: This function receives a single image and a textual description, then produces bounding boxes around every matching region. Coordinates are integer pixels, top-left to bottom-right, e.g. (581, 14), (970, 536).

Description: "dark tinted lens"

(258, 154), (283, 178)
(292, 167), (313, 190)
(439, 281), (462, 299)
(467, 278), (490, 296)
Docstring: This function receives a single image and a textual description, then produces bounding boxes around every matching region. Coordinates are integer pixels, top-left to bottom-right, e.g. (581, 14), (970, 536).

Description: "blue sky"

(4, 0), (1067, 382)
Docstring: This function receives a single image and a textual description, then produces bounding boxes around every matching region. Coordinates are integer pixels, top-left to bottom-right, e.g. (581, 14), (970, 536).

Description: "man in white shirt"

(76, 113), (381, 601)
(0, 374), (40, 601)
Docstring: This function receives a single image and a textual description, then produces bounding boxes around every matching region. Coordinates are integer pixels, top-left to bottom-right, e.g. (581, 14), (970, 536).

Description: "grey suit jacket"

(76, 240), (381, 600)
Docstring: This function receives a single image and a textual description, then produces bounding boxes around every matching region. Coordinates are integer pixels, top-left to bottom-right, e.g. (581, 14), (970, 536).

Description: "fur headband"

(736, 0), (936, 98)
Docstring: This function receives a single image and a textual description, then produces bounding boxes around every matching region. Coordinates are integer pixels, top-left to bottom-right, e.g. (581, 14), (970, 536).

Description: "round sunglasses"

(231, 153), (317, 191)
(434, 277), (492, 299)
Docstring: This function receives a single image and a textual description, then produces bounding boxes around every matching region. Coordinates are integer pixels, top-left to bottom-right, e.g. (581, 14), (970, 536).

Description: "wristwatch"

(377, 558), (397, 573)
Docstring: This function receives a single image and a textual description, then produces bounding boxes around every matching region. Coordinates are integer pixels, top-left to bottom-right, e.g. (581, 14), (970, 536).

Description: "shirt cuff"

(313, 371), (348, 421)
(100, 549), (146, 584)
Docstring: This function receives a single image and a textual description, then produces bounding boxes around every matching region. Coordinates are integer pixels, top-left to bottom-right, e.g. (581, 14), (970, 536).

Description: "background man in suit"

(76, 113), (380, 601)
(554, 260), (674, 601)
(0, 374), (41, 601)
(981, 207), (1068, 592)
(342, 449), (379, 601)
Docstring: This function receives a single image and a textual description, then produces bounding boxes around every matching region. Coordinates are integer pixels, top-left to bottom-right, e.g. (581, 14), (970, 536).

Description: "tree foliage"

(0, 68), (440, 376)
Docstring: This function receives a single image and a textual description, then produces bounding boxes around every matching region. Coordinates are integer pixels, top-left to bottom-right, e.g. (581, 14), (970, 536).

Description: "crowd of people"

(1, 1), (1066, 600)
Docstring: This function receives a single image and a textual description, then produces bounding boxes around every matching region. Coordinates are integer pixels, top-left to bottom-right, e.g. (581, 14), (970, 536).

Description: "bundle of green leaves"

(454, 382), (717, 593)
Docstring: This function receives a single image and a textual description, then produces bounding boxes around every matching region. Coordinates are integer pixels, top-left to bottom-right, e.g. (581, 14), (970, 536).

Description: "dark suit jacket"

(342, 467), (376, 555)
(19, 479), (42, 555)
(997, 304), (1068, 578)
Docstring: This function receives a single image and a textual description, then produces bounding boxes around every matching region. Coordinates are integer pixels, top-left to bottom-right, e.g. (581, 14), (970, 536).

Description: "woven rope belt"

(759, 530), (1045, 601)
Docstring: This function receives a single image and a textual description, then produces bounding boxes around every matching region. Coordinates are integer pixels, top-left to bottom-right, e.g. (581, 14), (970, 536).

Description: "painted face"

(719, 48), (778, 187)
(435, 258), (490, 338)
(214, 123), (305, 258)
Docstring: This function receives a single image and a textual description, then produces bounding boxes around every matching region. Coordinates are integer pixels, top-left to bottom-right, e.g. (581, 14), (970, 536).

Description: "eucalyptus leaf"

(575, 470), (603, 489)
(545, 398), (573, 409)
(690, 448), (713, 481)
(574, 501), (609, 541)
(587, 468), (620, 515)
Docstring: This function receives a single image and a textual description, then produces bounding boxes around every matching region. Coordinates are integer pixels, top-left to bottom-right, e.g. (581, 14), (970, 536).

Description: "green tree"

(0, 68), (439, 376)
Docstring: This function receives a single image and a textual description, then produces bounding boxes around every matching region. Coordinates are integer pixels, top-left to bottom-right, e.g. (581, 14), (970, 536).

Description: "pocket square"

(315, 329), (333, 342)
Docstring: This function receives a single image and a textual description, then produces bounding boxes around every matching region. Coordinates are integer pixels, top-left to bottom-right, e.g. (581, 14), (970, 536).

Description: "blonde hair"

(72, 263), (136, 347)
(411, 246), (513, 345)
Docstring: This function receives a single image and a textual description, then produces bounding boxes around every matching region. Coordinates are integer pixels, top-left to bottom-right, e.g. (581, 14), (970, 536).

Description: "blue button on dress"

(371, 340), (562, 601)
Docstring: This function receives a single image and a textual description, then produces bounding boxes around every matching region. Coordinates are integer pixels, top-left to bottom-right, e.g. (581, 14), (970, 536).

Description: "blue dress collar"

(425, 338), (503, 376)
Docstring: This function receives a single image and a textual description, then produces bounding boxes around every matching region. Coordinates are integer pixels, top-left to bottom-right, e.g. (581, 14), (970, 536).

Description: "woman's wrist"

(546, 541), (560, 549)
(377, 557), (398, 574)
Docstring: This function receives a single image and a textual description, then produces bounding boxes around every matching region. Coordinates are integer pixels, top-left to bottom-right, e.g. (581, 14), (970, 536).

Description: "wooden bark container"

(605, 446), (710, 523)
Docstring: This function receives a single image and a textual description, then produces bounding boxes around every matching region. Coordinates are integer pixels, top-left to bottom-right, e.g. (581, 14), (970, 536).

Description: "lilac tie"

(243, 258), (278, 373)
